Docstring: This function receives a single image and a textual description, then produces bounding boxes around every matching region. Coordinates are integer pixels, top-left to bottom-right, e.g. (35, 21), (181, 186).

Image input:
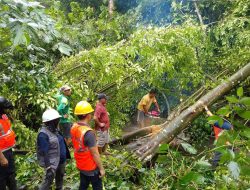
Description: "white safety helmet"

(42, 109), (61, 123)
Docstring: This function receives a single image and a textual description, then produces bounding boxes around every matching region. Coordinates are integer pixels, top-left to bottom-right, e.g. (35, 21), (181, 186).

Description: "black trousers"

(0, 149), (17, 190)
(212, 151), (222, 168)
(79, 172), (103, 190)
(39, 163), (66, 190)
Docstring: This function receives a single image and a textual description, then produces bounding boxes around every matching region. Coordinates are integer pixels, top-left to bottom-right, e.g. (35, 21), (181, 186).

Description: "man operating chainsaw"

(137, 88), (160, 128)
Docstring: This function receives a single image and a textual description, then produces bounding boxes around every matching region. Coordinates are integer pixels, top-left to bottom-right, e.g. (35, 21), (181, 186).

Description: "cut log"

(110, 125), (161, 147)
(136, 62), (250, 161)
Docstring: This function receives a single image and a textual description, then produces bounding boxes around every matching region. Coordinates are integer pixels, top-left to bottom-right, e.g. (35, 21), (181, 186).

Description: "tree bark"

(193, 1), (204, 26)
(136, 63), (250, 161)
(109, 0), (114, 16)
(110, 125), (161, 147)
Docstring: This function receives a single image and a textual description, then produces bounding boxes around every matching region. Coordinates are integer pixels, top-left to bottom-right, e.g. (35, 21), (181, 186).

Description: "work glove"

(46, 167), (55, 181)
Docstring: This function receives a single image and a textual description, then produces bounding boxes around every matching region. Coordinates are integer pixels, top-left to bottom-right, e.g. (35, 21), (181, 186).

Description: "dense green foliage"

(1, 0), (250, 189)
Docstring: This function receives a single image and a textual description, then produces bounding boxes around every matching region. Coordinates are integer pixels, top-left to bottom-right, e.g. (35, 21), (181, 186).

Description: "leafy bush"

(12, 121), (37, 150)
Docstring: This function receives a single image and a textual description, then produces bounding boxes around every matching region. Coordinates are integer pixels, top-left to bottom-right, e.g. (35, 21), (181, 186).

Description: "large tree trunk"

(136, 63), (250, 161)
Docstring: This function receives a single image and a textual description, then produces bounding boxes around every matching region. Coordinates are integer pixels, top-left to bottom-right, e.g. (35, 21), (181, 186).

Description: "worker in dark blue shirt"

(37, 109), (70, 190)
(204, 106), (233, 167)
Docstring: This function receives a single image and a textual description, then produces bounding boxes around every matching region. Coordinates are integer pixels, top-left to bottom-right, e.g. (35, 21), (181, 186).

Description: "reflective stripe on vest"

(0, 114), (16, 152)
(71, 123), (97, 171)
(213, 126), (223, 140)
(0, 114), (11, 135)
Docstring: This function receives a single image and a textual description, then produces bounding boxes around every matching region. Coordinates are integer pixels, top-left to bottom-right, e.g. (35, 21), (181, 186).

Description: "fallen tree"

(110, 86), (207, 148)
(133, 62), (250, 161)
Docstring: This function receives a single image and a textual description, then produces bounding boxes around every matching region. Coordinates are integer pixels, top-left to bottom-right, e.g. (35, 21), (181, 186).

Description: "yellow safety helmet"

(74, 101), (94, 115)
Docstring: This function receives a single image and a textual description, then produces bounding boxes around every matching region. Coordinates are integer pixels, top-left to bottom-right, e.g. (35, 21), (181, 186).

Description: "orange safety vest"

(0, 114), (16, 151)
(213, 125), (223, 140)
(71, 123), (97, 171)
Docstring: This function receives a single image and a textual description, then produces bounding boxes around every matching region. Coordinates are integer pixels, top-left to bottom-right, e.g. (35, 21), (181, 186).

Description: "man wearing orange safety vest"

(204, 106), (233, 167)
(71, 101), (105, 190)
(0, 96), (17, 190)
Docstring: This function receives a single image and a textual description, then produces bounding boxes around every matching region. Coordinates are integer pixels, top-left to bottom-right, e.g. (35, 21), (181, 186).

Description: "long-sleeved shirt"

(57, 94), (70, 123)
(37, 131), (67, 166)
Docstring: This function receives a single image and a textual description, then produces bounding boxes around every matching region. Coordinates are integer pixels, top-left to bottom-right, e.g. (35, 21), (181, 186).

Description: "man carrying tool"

(94, 94), (110, 155)
(204, 106), (233, 167)
(137, 88), (160, 128)
(0, 96), (17, 190)
(37, 109), (70, 190)
(57, 85), (72, 145)
(71, 101), (105, 190)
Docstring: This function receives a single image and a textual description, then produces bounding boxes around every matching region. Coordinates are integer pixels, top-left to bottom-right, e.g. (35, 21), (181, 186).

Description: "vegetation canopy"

(1, 0), (250, 189)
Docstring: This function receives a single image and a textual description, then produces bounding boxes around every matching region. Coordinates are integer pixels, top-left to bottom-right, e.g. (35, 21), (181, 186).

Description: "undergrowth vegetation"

(1, 0), (250, 189)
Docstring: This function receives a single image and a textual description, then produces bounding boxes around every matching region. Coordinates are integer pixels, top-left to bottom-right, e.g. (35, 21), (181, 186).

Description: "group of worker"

(0, 86), (233, 190)
(0, 84), (110, 190)
(37, 85), (110, 190)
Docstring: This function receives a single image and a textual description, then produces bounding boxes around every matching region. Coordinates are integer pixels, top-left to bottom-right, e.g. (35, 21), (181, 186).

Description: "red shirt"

(94, 103), (110, 131)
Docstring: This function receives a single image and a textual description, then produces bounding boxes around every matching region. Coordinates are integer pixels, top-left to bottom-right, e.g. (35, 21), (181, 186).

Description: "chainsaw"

(146, 110), (160, 118)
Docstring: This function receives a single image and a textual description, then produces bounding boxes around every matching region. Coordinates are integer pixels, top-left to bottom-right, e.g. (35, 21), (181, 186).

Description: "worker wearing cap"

(37, 109), (70, 190)
(71, 101), (105, 190)
(57, 85), (72, 145)
(94, 94), (110, 155)
(0, 96), (17, 190)
(137, 88), (160, 128)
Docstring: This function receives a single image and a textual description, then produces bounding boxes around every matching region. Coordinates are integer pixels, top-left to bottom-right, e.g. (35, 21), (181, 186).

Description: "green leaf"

(180, 142), (197, 154)
(24, 32), (31, 46)
(240, 128), (250, 139)
(53, 42), (72, 56)
(13, 27), (26, 47)
(232, 120), (245, 129)
(237, 87), (243, 97)
(239, 97), (250, 106)
(240, 165), (250, 176)
(13, 0), (43, 8)
(237, 111), (250, 119)
(180, 171), (205, 185)
(226, 96), (238, 103)
(228, 149), (235, 160)
(216, 131), (232, 148)
(156, 155), (168, 164)
(207, 115), (224, 126)
(138, 168), (146, 173)
(219, 149), (231, 163)
(158, 143), (169, 153)
(217, 106), (230, 116)
(228, 161), (240, 180)
(195, 160), (211, 168)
